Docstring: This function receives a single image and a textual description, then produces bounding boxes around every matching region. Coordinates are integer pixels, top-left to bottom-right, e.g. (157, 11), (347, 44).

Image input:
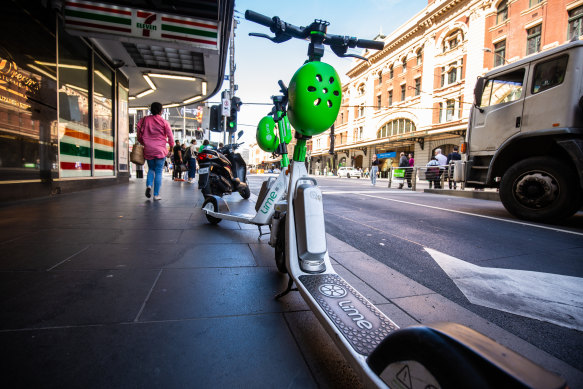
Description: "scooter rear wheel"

(202, 197), (222, 224)
(274, 215), (287, 273)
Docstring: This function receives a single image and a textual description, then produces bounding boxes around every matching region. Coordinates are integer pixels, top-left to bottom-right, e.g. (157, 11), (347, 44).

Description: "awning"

(58, 0), (234, 108)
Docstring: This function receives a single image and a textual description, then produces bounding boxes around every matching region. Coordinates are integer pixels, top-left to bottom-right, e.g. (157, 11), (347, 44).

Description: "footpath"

(0, 176), (580, 388)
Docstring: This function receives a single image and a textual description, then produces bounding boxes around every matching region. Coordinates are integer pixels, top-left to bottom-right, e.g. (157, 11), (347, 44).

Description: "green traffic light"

(229, 121), (234, 128)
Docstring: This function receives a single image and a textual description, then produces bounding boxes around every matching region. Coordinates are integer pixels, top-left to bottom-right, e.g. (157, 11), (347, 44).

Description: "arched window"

(402, 57), (407, 72)
(357, 83), (365, 95)
(442, 29), (463, 52)
(416, 48), (423, 65)
(389, 65), (394, 79)
(497, 0), (508, 25)
(377, 118), (417, 138)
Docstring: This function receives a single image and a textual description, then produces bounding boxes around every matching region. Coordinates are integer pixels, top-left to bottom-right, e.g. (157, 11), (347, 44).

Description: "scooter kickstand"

(275, 275), (297, 299)
(257, 225), (270, 240)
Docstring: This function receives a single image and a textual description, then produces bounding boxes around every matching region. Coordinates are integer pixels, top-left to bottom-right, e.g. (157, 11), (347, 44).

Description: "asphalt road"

(248, 174), (583, 373)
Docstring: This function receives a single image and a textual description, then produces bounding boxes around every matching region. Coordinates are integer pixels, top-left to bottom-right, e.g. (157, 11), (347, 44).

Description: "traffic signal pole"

(228, 16), (236, 144)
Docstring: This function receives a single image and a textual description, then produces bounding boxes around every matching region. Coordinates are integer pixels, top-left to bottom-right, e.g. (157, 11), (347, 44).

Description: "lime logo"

(260, 189), (279, 214)
(319, 283), (347, 298)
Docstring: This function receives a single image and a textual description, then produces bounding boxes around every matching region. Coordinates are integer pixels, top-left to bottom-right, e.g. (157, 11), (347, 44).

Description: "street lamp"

(483, 48), (510, 66)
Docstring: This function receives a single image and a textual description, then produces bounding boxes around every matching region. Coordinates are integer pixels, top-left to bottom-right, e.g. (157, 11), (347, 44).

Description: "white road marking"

(425, 247), (583, 331)
(341, 193), (583, 237)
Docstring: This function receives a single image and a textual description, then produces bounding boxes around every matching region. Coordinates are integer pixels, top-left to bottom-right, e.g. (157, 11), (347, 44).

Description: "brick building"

(306, 0), (583, 176)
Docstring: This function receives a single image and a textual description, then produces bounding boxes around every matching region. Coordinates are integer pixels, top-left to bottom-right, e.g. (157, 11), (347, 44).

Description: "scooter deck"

(298, 273), (399, 356)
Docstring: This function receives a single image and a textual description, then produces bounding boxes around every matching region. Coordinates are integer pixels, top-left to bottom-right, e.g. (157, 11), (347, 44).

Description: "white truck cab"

(459, 40), (583, 222)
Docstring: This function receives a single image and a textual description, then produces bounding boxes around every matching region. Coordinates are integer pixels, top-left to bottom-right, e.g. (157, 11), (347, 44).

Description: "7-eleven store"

(0, 0), (233, 201)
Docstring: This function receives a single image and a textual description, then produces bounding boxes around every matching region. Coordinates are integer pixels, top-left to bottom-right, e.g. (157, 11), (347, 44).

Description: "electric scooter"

(245, 10), (567, 389)
(201, 92), (293, 253)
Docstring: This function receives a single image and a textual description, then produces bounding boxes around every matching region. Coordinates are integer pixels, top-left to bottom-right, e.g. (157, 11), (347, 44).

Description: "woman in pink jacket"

(137, 102), (174, 200)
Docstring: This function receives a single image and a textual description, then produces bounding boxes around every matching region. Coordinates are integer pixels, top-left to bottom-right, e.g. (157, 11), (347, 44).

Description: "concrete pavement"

(0, 175), (579, 388)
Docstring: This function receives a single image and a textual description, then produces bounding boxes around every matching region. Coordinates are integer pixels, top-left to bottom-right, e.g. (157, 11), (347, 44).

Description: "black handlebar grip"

(357, 39), (385, 51)
(245, 10), (273, 28)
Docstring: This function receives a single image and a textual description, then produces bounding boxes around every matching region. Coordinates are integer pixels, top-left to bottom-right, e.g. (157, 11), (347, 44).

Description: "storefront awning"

(58, 0), (234, 108)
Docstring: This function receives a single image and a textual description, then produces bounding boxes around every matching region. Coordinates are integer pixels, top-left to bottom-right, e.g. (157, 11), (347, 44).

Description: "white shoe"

(153, 195), (162, 201)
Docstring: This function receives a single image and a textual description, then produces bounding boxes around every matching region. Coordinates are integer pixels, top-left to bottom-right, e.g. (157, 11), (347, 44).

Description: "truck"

(456, 40), (583, 222)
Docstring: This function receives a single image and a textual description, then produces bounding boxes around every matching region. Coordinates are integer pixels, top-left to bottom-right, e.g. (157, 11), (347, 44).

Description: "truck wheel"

(499, 157), (580, 222)
(202, 197), (222, 224)
(274, 215), (287, 274)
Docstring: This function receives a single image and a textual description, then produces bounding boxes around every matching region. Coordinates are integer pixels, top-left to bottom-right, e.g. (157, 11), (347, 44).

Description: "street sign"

(377, 152), (396, 159)
(222, 98), (231, 116)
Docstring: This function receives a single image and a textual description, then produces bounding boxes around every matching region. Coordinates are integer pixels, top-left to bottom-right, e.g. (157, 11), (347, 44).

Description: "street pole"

(228, 16), (236, 144)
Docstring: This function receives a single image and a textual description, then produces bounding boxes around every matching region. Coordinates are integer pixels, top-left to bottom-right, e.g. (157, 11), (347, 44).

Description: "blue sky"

(211, 0), (427, 145)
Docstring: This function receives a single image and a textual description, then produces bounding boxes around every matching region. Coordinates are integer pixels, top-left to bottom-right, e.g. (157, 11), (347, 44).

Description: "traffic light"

(227, 97), (242, 134)
(209, 104), (223, 132)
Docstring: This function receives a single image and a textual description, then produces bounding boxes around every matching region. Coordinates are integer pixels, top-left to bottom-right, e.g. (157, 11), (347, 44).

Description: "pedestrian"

(180, 143), (188, 180)
(398, 152), (408, 189)
(137, 102), (174, 201)
(172, 140), (183, 180)
(407, 153), (414, 188)
(370, 154), (379, 186)
(185, 139), (198, 183)
(426, 156), (441, 189)
(447, 146), (462, 189)
(199, 139), (211, 152)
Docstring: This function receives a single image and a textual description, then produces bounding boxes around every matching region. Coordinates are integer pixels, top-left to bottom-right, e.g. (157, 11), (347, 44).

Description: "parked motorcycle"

(198, 141), (250, 199)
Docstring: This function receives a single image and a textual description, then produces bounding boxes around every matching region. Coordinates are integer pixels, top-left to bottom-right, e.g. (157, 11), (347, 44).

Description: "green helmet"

(256, 115), (279, 152)
(287, 61), (342, 136)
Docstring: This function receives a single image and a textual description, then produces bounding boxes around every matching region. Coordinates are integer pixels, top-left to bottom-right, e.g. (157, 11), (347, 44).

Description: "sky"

(209, 0), (428, 146)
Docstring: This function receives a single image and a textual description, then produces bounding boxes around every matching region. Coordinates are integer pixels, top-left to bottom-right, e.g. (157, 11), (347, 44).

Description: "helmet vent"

(329, 76), (335, 83)
(308, 86), (316, 92)
(323, 88), (328, 93)
(314, 98), (321, 106)
(333, 90), (339, 96)
(316, 74), (322, 82)
(327, 100), (333, 108)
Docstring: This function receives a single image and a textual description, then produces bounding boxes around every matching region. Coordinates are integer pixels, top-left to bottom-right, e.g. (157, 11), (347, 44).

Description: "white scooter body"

(202, 168), (288, 226)
(284, 161), (398, 388)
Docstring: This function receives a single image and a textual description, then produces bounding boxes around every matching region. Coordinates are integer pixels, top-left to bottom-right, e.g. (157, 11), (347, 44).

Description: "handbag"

(130, 143), (145, 165)
(180, 163), (187, 172)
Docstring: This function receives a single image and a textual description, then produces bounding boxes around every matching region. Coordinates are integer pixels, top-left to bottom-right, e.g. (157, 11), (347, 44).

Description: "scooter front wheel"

(274, 215), (287, 273)
(202, 197), (222, 224)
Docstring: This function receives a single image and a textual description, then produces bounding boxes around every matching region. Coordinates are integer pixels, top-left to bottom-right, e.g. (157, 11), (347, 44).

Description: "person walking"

(447, 146), (462, 189)
(398, 152), (408, 189)
(370, 154), (379, 186)
(407, 153), (414, 188)
(185, 139), (198, 183)
(137, 102), (174, 201)
(172, 140), (183, 181)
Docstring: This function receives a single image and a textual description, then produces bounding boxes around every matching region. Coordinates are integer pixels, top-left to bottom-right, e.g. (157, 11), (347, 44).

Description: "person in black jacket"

(447, 146), (462, 189)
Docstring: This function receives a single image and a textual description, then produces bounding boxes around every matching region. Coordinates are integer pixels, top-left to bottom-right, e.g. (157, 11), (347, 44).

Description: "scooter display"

(245, 10), (567, 389)
(198, 138), (250, 199)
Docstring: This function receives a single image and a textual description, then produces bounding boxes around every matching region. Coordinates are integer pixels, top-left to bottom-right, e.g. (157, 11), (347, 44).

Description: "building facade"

(306, 0), (582, 177)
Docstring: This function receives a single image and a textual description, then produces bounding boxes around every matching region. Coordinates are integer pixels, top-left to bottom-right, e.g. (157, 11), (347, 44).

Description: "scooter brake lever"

(249, 32), (292, 44)
(330, 45), (370, 62)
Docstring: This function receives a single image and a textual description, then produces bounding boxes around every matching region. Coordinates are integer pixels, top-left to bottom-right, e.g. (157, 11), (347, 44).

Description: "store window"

(568, 6), (583, 40)
(496, 1), (508, 25)
(0, 1), (58, 181)
(526, 25), (542, 55)
(93, 55), (114, 176)
(480, 68), (525, 108)
(58, 30), (91, 178)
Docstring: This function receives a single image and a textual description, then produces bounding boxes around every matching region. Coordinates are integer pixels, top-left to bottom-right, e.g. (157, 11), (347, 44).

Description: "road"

(248, 174), (583, 374)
